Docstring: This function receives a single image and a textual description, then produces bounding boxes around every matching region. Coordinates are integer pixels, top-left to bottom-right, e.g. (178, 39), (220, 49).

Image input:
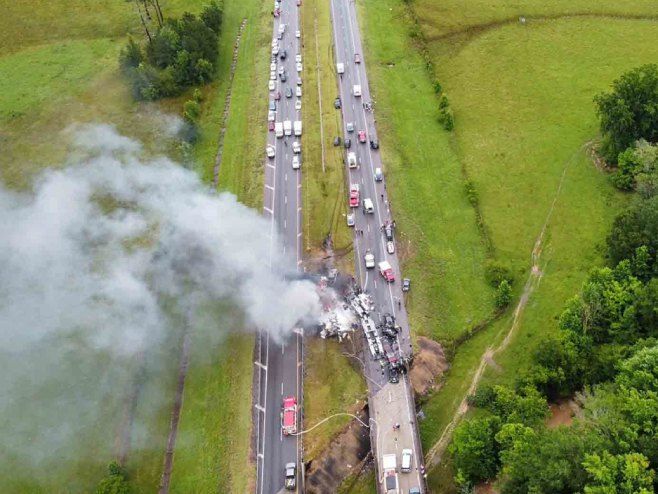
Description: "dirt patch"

(475, 482), (498, 494)
(409, 337), (449, 396)
(546, 399), (579, 429)
(305, 407), (371, 494)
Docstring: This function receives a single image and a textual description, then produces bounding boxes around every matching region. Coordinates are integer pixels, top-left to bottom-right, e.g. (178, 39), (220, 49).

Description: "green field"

(0, 0), (269, 491)
(356, 0), (658, 491)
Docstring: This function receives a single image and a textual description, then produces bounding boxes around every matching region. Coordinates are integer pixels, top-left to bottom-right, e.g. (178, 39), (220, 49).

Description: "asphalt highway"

(255, 0), (304, 492)
(329, 0), (426, 491)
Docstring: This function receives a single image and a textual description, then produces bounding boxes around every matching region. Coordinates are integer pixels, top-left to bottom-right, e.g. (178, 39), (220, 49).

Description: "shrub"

(183, 100), (201, 123)
(484, 260), (513, 288)
(495, 280), (512, 308)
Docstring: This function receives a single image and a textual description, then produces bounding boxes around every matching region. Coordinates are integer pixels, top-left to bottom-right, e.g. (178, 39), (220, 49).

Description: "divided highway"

(329, 0), (426, 492)
(255, 0), (304, 492)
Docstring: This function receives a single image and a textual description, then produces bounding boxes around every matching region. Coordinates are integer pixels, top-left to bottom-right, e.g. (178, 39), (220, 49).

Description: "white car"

(292, 155), (300, 169)
(270, 62), (277, 72)
(270, 71), (276, 80)
(296, 87), (302, 97)
(295, 100), (302, 110)
(387, 241), (395, 254)
(296, 62), (302, 72)
(272, 45), (279, 56)
(295, 54), (302, 63)
(296, 30), (301, 38)
(266, 145), (275, 159)
(346, 213), (355, 227)
(268, 111), (275, 122)
(364, 250), (375, 269)
(269, 80), (276, 91)
(293, 141), (301, 154)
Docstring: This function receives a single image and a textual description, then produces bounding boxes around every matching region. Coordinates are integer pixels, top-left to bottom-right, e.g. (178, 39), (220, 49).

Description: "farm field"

(356, 0), (658, 491)
(0, 0), (270, 491)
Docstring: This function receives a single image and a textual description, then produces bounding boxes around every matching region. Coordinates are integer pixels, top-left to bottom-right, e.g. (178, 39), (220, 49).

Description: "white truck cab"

(353, 84), (362, 97)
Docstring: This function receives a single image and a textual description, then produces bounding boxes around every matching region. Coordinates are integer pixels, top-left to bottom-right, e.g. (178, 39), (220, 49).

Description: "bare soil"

(475, 482), (498, 494)
(546, 399), (578, 429)
(409, 336), (449, 396)
(305, 406), (371, 494)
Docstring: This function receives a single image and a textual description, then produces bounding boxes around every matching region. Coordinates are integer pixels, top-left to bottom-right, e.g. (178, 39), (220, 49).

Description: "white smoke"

(0, 124), (320, 473)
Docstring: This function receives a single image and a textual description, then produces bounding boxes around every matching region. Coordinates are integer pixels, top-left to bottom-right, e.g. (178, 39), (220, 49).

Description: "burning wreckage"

(315, 277), (410, 378)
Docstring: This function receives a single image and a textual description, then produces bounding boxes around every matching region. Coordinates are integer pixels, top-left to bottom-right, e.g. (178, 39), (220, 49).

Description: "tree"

(616, 345), (658, 394)
(201, 0), (223, 33)
(119, 37), (144, 72)
(607, 196), (658, 274)
(183, 100), (201, 123)
(484, 259), (513, 288)
(96, 460), (129, 494)
(582, 451), (654, 494)
(450, 416), (501, 485)
(495, 280), (512, 308)
(147, 25), (180, 68)
(611, 140), (658, 195)
(594, 64), (658, 162)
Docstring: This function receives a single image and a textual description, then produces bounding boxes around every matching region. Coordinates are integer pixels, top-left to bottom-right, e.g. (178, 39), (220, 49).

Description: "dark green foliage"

(450, 416), (501, 485)
(201, 0), (223, 33)
(470, 385), (549, 427)
(96, 461), (129, 494)
(183, 99), (201, 123)
(594, 64), (658, 162)
(484, 260), (513, 288)
(432, 80), (442, 94)
(120, 3), (222, 101)
(438, 93), (454, 130)
(607, 196), (658, 275)
(611, 140), (658, 196)
(119, 37), (144, 72)
(495, 280), (512, 308)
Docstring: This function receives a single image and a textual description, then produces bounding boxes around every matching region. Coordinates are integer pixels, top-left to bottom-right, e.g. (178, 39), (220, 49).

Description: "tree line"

(449, 64), (658, 493)
(119, 1), (223, 101)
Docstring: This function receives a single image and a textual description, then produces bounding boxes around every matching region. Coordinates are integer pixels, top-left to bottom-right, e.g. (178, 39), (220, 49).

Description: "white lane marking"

(265, 184), (274, 191)
(266, 163), (276, 169)
(285, 173), (288, 182)
(281, 382), (284, 395)
(255, 361), (267, 370)
(284, 219), (287, 229)
(297, 232), (302, 237)
(285, 195), (288, 204)
(255, 404), (265, 412)
(258, 453), (264, 459)
(264, 207), (274, 214)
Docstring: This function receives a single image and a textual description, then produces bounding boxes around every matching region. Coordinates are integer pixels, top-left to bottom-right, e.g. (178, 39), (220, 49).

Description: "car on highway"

(379, 260), (395, 282)
(279, 23), (286, 35)
(282, 396), (298, 435)
(269, 79), (276, 91)
(346, 122), (354, 133)
(337, 62), (345, 74)
(266, 145), (275, 159)
(269, 100), (277, 111)
(349, 184), (359, 207)
(354, 52), (361, 63)
(268, 111), (275, 122)
(387, 241), (395, 254)
(383, 313), (395, 328)
(280, 72), (287, 82)
(268, 120), (275, 131)
(295, 100), (302, 110)
(297, 0), (301, 5)
(384, 223), (394, 241)
(347, 151), (357, 168)
(346, 213), (355, 227)
(285, 87), (293, 98)
(333, 136), (341, 146)
(401, 449), (413, 473)
(370, 138), (379, 149)
(280, 49), (287, 60)
(270, 71), (276, 81)
(274, 91), (281, 100)
(358, 130), (366, 143)
(344, 138), (351, 148)
(388, 365), (400, 383)
(296, 53), (302, 63)
(409, 488), (421, 494)
(296, 30), (301, 38)
(272, 45), (279, 56)
(296, 86), (302, 97)
(363, 198), (374, 214)
(364, 250), (375, 269)
(402, 278), (411, 292)
(296, 62), (302, 72)
(285, 463), (297, 490)
(374, 167), (383, 181)
(296, 77), (302, 86)
(334, 97), (341, 109)
(292, 155), (300, 170)
(293, 141), (301, 154)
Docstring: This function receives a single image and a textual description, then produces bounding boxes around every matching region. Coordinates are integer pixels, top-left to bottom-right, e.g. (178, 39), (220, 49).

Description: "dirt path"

(425, 147), (583, 466)
(158, 329), (192, 494)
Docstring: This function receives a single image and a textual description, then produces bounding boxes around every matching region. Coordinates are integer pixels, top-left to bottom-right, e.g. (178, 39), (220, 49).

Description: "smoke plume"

(0, 124), (320, 475)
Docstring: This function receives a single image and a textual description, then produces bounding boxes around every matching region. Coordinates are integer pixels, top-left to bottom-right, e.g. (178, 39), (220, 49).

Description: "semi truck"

(284, 120), (292, 136)
(294, 120), (302, 136)
(382, 453), (399, 494)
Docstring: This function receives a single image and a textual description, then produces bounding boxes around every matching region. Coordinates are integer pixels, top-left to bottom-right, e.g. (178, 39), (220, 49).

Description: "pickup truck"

(284, 462), (296, 490)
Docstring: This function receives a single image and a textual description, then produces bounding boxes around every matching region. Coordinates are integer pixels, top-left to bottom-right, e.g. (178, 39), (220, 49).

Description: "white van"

(353, 84), (362, 97)
(347, 152), (357, 169)
(363, 198), (374, 214)
(275, 122), (283, 138)
(401, 449), (413, 473)
(284, 120), (292, 136)
(337, 62), (345, 74)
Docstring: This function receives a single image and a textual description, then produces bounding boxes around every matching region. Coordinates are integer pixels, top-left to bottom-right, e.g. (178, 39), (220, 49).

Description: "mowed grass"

(303, 338), (367, 460)
(300, 0), (353, 258)
(356, 0), (493, 343)
(413, 0), (658, 39)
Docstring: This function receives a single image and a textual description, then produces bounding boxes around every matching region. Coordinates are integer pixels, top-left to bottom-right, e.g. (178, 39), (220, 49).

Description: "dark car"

(370, 139), (379, 149)
(268, 120), (275, 131)
(333, 136), (341, 146)
(384, 223), (393, 241)
(274, 91), (281, 100)
(344, 138), (351, 149)
(280, 72), (287, 82)
(383, 313), (395, 328)
(388, 366), (400, 384)
(334, 97), (341, 109)
(402, 278), (411, 292)
(382, 327), (397, 340)
(285, 87), (293, 98)
(269, 100), (277, 111)
(280, 49), (287, 60)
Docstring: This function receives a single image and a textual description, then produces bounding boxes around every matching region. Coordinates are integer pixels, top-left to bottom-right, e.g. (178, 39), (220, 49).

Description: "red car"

(358, 130), (366, 143)
(349, 184), (359, 207)
(282, 396), (298, 435)
(274, 91), (281, 101)
(354, 53), (361, 63)
(269, 120), (275, 131)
